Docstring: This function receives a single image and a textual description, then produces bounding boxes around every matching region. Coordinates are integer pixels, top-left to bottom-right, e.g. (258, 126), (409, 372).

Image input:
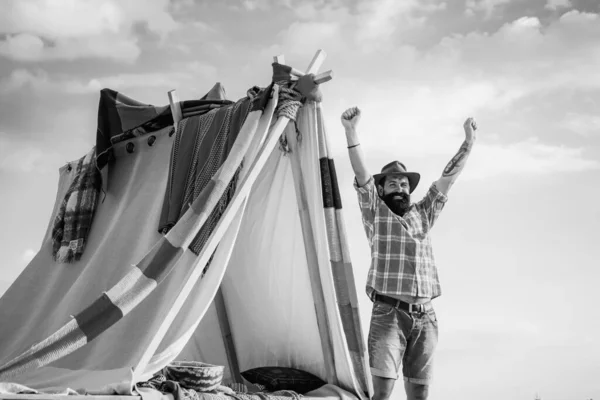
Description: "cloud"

(405, 11), (600, 105)
(463, 138), (600, 180)
(0, 0), (179, 62)
(266, 4), (600, 98)
(0, 63), (218, 95)
(465, 0), (513, 18)
(309, 9), (600, 180)
(325, 83), (600, 180)
(89, 62), (217, 91)
(561, 112), (600, 136)
(256, 0), (451, 57)
(0, 33), (141, 63)
(355, 0), (421, 49)
(2, 3), (598, 181)
(0, 132), (62, 174)
(1, 69), (100, 94)
(545, 0), (572, 10)
(237, 0), (269, 11)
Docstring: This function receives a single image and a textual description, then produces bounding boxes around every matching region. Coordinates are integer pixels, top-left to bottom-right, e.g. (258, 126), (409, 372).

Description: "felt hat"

(373, 161), (420, 193)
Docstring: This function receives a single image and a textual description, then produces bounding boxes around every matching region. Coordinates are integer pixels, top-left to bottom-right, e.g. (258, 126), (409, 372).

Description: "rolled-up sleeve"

(353, 176), (378, 241)
(416, 183), (448, 227)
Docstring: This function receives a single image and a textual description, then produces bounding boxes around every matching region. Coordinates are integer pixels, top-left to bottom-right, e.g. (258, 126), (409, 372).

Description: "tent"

(0, 51), (371, 400)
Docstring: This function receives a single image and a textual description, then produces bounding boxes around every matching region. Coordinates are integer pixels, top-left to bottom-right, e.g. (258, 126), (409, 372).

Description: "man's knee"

(372, 376), (395, 400)
(404, 381), (429, 400)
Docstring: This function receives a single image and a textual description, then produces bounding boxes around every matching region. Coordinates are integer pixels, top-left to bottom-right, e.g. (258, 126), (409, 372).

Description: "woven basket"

(164, 361), (224, 392)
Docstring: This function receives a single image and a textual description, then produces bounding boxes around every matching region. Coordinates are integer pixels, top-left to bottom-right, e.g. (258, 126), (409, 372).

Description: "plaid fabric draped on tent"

(51, 147), (102, 263)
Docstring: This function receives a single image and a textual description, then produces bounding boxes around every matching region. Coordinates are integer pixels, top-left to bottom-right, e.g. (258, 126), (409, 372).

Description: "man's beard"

(382, 192), (411, 216)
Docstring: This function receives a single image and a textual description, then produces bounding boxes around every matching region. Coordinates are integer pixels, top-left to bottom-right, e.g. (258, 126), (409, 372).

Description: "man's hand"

(464, 117), (477, 142)
(341, 107), (361, 132)
(341, 106), (370, 186)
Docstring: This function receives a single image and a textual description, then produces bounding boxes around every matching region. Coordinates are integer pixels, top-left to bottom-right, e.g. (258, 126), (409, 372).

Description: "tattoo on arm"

(443, 141), (472, 177)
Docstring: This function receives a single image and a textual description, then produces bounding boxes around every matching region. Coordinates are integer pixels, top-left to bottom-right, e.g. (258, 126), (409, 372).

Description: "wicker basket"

(164, 361), (224, 392)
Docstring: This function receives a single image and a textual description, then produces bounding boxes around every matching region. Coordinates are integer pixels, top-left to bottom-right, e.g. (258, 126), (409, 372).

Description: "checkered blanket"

(51, 147), (102, 263)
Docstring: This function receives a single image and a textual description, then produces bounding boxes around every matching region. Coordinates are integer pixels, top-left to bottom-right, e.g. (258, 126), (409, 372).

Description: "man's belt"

(373, 293), (432, 313)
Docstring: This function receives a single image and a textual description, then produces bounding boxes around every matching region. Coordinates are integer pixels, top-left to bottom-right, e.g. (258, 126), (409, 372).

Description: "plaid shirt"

(354, 177), (448, 300)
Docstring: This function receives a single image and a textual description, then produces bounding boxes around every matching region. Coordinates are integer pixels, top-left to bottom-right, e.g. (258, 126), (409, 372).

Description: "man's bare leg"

(372, 376), (395, 400)
(404, 381), (429, 400)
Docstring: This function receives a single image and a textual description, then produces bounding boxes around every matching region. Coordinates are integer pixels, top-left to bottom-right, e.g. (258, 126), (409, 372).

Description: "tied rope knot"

(274, 82), (303, 154)
(275, 84), (303, 121)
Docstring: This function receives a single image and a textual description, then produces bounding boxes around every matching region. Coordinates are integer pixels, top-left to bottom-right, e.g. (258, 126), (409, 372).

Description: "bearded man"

(341, 106), (478, 400)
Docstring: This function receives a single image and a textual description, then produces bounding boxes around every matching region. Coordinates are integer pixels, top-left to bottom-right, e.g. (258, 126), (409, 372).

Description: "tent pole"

(168, 90), (183, 131)
(214, 287), (243, 383)
(314, 70), (333, 84)
(132, 115), (291, 381)
(305, 49), (327, 74)
(286, 123), (338, 384)
(274, 48), (338, 384)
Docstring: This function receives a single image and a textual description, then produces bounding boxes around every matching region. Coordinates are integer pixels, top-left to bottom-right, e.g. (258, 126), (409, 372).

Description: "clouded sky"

(1, 0), (599, 399)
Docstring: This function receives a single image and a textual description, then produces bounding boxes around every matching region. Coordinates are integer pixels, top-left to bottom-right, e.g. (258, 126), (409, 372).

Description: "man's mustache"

(384, 192), (409, 202)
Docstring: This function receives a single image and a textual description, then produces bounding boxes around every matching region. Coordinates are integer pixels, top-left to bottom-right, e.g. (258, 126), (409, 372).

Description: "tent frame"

(3, 50), (346, 400)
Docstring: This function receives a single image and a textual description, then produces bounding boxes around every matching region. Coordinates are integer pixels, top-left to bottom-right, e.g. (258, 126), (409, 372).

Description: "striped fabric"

(0, 86), (274, 382)
(314, 104), (369, 393)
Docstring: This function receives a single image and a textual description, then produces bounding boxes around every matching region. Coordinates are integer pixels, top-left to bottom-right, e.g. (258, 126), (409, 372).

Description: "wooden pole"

(283, 50), (338, 383)
(168, 90), (183, 132)
(305, 49), (327, 74)
(286, 124), (338, 384)
(214, 287), (243, 383)
(314, 70), (333, 84)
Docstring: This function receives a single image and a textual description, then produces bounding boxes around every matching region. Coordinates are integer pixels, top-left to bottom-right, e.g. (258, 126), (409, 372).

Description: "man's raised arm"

(435, 117), (478, 196)
(341, 107), (371, 187)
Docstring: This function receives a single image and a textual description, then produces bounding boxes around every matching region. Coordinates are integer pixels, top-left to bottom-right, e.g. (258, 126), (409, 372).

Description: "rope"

(274, 82), (303, 154)
(275, 84), (303, 121)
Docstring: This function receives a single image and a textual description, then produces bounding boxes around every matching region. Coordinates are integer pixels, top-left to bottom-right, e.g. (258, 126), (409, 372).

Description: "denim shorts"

(367, 300), (438, 384)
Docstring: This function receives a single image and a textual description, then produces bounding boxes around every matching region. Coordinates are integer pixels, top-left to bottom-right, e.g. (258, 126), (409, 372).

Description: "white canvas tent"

(0, 51), (371, 400)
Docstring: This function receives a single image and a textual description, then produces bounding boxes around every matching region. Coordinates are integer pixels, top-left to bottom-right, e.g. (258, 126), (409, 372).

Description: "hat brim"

(373, 172), (421, 193)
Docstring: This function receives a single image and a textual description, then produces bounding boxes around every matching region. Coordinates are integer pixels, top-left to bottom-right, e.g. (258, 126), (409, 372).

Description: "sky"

(0, 0), (599, 399)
